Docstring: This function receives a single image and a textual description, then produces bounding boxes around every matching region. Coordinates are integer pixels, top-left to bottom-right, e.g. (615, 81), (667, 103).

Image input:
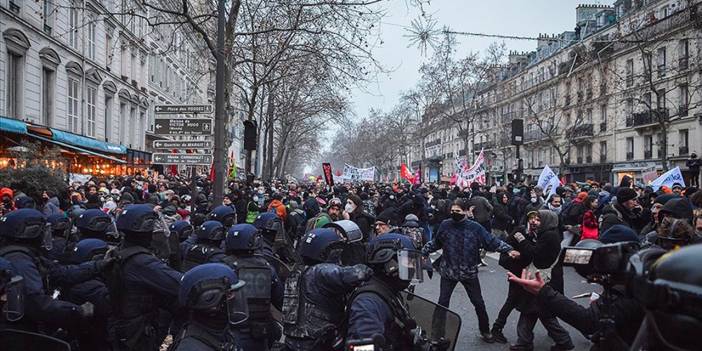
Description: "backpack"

(304, 213), (332, 234)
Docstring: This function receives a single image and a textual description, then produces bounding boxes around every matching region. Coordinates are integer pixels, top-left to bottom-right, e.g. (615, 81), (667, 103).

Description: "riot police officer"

(0, 209), (99, 331)
(222, 223), (284, 350)
(171, 263), (248, 351)
(168, 220), (194, 271)
(282, 228), (373, 351)
(75, 209), (113, 241)
(0, 256), (24, 327)
(253, 212), (283, 258)
(106, 204), (182, 351)
(62, 238), (112, 351)
(46, 214), (71, 262)
(170, 220), (195, 243)
(181, 220), (226, 272)
(346, 233), (423, 350)
(209, 205), (237, 229)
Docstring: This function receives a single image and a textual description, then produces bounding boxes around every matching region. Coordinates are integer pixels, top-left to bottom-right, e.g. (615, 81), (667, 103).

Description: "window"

(67, 78), (80, 133)
(656, 89), (666, 110)
(6, 52), (23, 118)
(104, 95), (113, 142)
(105, 31), (113, 68)
(679, 85), (688, 117)
(586, 108), (593, 124)
(679, 129), (689, 150)
(87, 18), (96, 60)
(120, 45), (128, 78)
(643, 92), (652, 109)
(43, 0), (54, 34)
(131, 51), (137, 82)
(585, 143), (592, 163)
(129, 107), (136, 147)
(656, 47), (666, 77)
(119, 102), (127, 144)
(600, 104), (607, 131)
(643, 52), (652, 77)
(600, 141), (607, 162)
(69, 4), (79, 49)
(626, 137), (634, 160)
(8, 0), (21, 14)
(41, 67), (55, 126)
(138, 111), (145, 149)
(86, 87), (96, 137)
(679, 39), (689, 70)
(644, 135), (653, 159)
(625, 59), (634, 86)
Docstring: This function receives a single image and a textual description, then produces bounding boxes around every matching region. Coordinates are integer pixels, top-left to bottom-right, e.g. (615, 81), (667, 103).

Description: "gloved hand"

(343, 264), (374, 286)
(78, 302), (94, 318)
(94, 257), (116, 272)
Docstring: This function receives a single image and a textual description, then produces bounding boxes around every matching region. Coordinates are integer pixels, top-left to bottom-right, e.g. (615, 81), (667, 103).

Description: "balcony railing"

(657, 64), (666, 78)
(679, 146), (689, 156)
(626, 76), (634, 87)
(625, 108), (669, 127)
(566, 123), (594, 138)
(474, 141), (496, 150)
(524, 129), (548, 142)
(626, 152), (634, 160)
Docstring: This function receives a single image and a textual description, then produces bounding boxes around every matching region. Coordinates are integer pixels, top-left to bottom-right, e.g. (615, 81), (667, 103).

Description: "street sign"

(152, 140), (213, 149)
(152, 153), (213, 165)
(154, 118), (212, 135)
(154, 104), (213, 114)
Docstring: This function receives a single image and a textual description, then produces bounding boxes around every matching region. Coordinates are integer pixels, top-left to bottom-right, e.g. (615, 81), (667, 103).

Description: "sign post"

(152, 140), (213, 149)
(154, 104), (213, 114)
(153, 118), (212, 135)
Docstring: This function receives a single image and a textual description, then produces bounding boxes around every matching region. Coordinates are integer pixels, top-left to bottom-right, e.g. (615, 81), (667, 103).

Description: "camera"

(560, 241), (640, 285)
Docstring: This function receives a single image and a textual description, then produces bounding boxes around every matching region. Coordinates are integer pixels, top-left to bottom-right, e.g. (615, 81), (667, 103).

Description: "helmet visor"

(226, 284), (248, 326)
(3, 275), (24, 322)
(398, 249), (423, 283)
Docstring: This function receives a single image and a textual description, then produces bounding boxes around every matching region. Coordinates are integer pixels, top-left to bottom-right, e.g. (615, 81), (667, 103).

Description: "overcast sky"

(348, 0), (609, 118)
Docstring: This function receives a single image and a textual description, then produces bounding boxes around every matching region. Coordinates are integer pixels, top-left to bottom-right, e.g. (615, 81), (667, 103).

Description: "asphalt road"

(413, 253), (598, 351)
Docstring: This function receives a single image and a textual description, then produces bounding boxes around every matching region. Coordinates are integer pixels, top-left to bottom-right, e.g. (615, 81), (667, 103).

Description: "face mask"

(548, 203), (562, 214)
(530, 197), (538, 204)
(252, 195), (259, 202)
(345, 203), (356, 213)
(451, 212), (464, 222)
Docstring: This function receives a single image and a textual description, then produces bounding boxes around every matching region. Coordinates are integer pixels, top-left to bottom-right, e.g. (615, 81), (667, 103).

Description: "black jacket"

(600, 203), (648, 234)
(492, 198), (513, 232)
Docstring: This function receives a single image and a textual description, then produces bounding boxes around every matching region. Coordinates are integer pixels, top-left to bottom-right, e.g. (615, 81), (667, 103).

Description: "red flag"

(400, 163), (415, 183)
(169, 149), (178, 176)
(208, 162), (215, 182)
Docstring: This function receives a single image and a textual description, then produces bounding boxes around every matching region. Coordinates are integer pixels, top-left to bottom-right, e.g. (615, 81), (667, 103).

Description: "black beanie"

(617, 188), (638, 204)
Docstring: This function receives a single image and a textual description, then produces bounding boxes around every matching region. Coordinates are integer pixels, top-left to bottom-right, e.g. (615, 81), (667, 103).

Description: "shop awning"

(30, 134), (126, 164)
(50, 129), (126, 154)
(0, 116), (28, 134)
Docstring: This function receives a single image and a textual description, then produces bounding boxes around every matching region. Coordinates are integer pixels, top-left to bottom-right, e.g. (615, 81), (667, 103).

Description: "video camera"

(560, 241), (640, 285)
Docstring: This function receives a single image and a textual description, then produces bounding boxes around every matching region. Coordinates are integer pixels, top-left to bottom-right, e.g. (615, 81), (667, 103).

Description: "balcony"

(644, 150), (653, 159)
(524, 129), (548, 142)
(625, 108), (669, 128)
(679, 105), (688, 117)
(679, 57), (689, 71)
(425, 139), (441, 148)
(566, 123), (594, 139)
(599, 122), (607, 132)
(626, 152), (634, 160)
(474, 141), (496, 150)
(679, 146), (689, 156)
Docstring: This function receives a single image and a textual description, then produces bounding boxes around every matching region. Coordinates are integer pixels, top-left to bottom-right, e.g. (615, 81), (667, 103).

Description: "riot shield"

(401, 291), (461, 351)
(239, 266), (273, 300)
(259, 253), (293, 282)
(323, 220), (363, 243)
(0, 329), (71, 351)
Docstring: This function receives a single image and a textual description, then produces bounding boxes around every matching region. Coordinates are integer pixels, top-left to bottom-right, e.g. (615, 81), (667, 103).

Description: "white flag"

(650, 167), (685, 191)
(537, 165), (561, 198)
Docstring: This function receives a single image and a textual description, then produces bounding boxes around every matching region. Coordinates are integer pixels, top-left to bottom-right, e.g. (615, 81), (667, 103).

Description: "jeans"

(516, 312), (572, 347)
(492, 282), (520, 330)
(438, 275), (490, 333)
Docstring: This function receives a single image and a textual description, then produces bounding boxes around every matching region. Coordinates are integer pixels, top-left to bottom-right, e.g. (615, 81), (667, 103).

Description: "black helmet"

(75, 209), (112, 238)
(179, 263), (248, 326)
(116, 204), (158, 247)
(209, 205), (236, 228)
(298, 228), (345, 265)
(0, 209), (47, 240)
(367, 233), (423, 283)
(195, 220), (225, 243)
(633, 245), (702, 350)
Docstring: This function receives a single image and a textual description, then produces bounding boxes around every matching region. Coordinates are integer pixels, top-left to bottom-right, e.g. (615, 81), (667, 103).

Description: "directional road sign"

(154, 118), (212, 135)
(152, 140), (213, 149)
(152, 153), (213, 165)
(154, 104), (213, 114)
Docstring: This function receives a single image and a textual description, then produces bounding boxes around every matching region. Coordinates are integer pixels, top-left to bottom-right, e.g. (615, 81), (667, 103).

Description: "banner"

(322, 163), (334, 186)
(455, 149), (486, 188)
(342, 164), (375, 182)
(650, 166), (685, 191)
(413, 165), (422, 185)
(641, 166), (658, 185)
(537, 165), (561, 198)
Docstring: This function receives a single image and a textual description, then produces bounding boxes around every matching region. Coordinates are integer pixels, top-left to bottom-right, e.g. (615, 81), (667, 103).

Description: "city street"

(414, 254), (595, 350)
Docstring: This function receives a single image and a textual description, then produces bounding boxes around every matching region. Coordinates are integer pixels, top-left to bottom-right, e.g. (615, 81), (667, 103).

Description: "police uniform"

(181, 221), (227, 272)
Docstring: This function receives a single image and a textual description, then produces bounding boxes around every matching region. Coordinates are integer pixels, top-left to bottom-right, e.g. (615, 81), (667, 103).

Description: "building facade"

(411, 0), (701, 186)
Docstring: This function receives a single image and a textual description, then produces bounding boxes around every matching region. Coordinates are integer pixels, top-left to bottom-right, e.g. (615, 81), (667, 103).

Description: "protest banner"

(650, 166), (685, 191)
(537, 165), (561, 198)
(322, 163), (335, 186)
(342, 164), (375, 182)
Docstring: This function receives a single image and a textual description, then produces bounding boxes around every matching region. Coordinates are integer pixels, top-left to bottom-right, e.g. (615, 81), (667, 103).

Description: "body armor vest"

(182, 244), (223, 272)
(221, 254), (273, 339)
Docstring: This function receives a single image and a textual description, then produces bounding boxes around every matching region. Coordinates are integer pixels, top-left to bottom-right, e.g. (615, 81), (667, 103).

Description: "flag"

(650, 166), (685, 191)
(228, 155), (237, 179)
(400, 163), (415, 183)
(208, 162), (215, 182)
(537, 165), (561, 198)
(456, 149), (486, 187)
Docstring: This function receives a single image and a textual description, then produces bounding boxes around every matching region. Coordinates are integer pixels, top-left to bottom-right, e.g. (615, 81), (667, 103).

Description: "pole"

(516, 144), (523, 183)
(190, 165), (198, 212)
(213, 0), (226, 205)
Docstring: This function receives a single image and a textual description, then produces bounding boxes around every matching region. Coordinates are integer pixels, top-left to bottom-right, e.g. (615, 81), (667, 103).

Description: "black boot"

(490, 325), (507, 344)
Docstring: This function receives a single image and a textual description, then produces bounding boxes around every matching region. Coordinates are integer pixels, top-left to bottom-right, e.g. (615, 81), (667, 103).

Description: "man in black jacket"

(599, 188), (649, 234)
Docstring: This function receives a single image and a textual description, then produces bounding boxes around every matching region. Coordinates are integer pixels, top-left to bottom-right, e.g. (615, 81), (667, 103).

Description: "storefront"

(611, 161), (661, 185)
(1, 116), (149, 176)
(567, 163), (613, 183)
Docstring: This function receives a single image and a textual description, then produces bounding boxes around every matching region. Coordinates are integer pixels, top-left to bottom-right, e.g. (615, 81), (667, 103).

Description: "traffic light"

(511, 119), (524, 145)
(243, 120), (257, 150)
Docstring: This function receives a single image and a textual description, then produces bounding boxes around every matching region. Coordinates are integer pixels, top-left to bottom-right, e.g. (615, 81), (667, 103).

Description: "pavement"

(413, 252), (598, 351)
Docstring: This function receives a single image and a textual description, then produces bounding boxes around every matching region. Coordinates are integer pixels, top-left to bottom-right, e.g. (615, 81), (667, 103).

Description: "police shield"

(0, 329), (71, 351)
(239, 266), (272, 300)
(323, 220), (363, 243)
(401, 291), (461, 351)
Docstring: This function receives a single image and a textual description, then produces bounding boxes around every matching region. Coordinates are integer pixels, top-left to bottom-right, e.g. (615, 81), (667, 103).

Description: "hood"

(537, 210), (559, 232)
(658, 198), (693, 220)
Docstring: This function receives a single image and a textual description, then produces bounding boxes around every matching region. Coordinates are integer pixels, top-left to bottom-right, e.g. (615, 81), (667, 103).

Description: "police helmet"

(179, 263), (248, 325)
(76, 209), (112, 234)
(298, 228), (345, 264)
(253, 212), (282, 233)
(190, 212), (207, 227)
(116, 204), (158, 234)
(0, 209), (47, 240)
(634, 245), (702, 350)
(47, 214), (70, 236)
(72, 238), (109, 263)
(225, 224), (260, 252)
(367, 233), (423, 283)
(0, 257), (23, 322)
(169, 220), (194, 242)
(209, 205), (236, 227)
(195, 220), (226, 242)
